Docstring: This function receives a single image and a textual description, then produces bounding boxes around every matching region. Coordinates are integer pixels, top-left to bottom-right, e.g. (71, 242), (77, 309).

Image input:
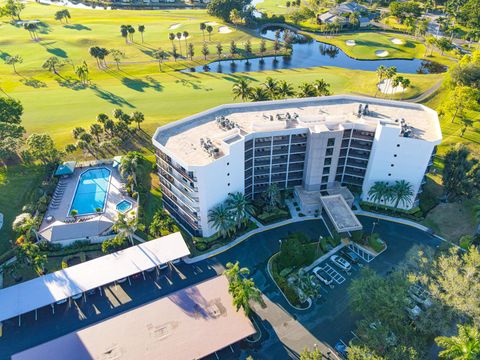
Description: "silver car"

(330, 255), (352, 271)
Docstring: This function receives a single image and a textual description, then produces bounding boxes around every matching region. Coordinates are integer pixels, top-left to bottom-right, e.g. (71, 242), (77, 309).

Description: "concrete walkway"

(184, 216), (317, 264)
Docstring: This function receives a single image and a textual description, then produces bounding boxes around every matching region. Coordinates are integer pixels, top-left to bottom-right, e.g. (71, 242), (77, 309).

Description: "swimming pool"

(69, 168), (111, 216)
(116, 200), (132, 213)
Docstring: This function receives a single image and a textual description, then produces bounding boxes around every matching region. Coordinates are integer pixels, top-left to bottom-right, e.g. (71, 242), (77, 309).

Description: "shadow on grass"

(20, 78), (47, 88)
(64, 24), (91, 31)
(46, 47), (68, 58)
(90, 84), (135, 108)
(56, 76), (87, 90)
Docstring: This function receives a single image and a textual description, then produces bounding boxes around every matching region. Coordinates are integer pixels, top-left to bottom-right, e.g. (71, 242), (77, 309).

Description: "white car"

(312, 266), (334, 286)
(55, 298), (68, 305)
(72, 293), (83, 300)
(117, 277), (128, 284)
(330, 255), (351, 271)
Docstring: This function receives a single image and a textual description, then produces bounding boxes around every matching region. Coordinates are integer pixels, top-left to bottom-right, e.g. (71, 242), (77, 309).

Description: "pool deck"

(38, 165), (137, 243)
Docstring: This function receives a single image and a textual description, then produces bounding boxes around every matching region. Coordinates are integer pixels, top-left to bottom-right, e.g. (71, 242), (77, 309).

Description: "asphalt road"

(0, 216), (442, 360)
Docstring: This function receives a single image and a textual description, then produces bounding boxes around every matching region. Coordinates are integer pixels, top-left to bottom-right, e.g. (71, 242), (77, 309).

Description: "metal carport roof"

(0, 232), (190, 323)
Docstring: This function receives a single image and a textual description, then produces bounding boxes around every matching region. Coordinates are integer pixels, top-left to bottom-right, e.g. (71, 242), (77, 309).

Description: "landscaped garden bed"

(269, 232), (339, 308)
(351, 230), (386, 254)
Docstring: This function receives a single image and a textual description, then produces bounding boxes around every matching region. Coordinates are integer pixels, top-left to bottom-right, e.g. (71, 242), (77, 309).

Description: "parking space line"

(348, 244), (374, 263)
(323, 264), (345, 284)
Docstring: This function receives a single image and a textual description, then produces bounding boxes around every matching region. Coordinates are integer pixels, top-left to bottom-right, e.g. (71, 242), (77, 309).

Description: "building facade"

(152, 95), (441, 237)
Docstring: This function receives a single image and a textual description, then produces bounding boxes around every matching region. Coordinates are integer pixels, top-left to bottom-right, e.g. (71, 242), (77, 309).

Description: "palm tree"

(138, 25), (145, 43)
(109, 49), (125, 70)
(262, 77), (279, 99)
(168, 32), (176, 53)
(259, 39), (267, 61)
(127, 25), (135, 43)
(200, 22), (206, 41)
(436, 324), (480, 360)
(152, 48), (169, 71)
(90, 123), (103, 142)
(248, 87), (269, 101)
(131, 111), (144, 130)
(226, 192), (254, 228)
(89, 46), (101, 68)
(368, 181), (390, 208)
(182, 30), (189, 49)
(297, 82), (316, 98)
(313, 79), (331, 96)
(273, 39), (281, 60)
(232, 79), (252, 101)
(42, 56), (62, 75)
(176, 32), (183, 56)
(113, 213), (143, 246)
(227, 273), (264, 315)
(244, 39), (252, 64)
(277, 80), (295, 99)
(120, 25), (128, 44)
(120, 152), (142, 185)
(216, 42), (223, 59)
(263, 184), (281, 211)
(400, 77), (411, 99)
(230, 40), (238, 63)
(75, 61), (89, 85)
(391, 180), (413, 209)
(206, 25), (213, 41)
(208, 204), (234, 238)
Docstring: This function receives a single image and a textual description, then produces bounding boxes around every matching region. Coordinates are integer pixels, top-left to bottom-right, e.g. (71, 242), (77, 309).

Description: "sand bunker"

(168, 23), (181, 30)
(390, 38), (404, 45)
(205, 21), (218, 26)
(377, 79), (404, 94)
(375, 50), (389, 57)
(345, 40), (356, 46)
(218, 26), (232, 34)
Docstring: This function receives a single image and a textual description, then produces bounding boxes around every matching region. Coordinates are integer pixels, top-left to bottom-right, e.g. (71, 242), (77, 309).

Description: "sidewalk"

(184, 216), (317, 264)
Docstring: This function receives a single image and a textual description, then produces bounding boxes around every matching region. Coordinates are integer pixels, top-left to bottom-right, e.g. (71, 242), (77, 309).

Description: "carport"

(320, 195), (363, 234)
(0, 232), (190, 331)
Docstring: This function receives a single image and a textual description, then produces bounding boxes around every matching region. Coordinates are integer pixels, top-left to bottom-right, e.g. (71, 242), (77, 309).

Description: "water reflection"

(182, 28), (447, 75)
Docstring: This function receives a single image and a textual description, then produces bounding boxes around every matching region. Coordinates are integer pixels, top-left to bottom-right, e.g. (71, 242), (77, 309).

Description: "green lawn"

(0, 164), (47, 256)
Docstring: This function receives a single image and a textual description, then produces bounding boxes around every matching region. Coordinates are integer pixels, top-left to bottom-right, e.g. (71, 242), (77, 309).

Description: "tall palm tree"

(176, 32), (183, 56)
(259, 39), (267, 61)
(208, 204), (234, 238)
(436, 324), (480, 360)
(182, 30), (189, 49)
(391, 180), (413, 208)
(127, 25), (135, 42)
(120, 25), (128, 44)
(232, 79), (252, 101)
(297, 82), (316, 98)
(120, 152), (142, 185)
(276, 80), (295, 99)
(90, 123), (103, 142)
(168, 33), (176, 53)
(138, 25), (145, 43)
(262, 77), (279, 99)
(206, 25), (213, 41)
(263, 183), (281, 211)
(113, 213), (142, 246)
(216, 42), (223, 59)
(368, 181), (390, 208)
(200, 22), (206, 41)
(226, 192), (254, 228)
(152, 48), (169, 71)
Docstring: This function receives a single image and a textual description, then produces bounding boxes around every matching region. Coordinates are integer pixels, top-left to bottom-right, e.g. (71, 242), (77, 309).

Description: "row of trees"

(208, 192), (254, 238)
(65, 109), (145, 158)
(232, 77), (331, 102)
(375, 65), (411, 98)
(367, 180), (414, 209)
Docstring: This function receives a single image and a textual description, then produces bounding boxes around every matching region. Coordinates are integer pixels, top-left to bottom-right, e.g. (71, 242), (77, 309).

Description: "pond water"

(182, 28), (446, 75)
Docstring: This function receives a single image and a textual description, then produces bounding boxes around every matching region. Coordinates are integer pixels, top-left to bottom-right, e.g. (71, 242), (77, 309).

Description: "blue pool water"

(70, 168), (111, 216)
(116, 200), (132, 213)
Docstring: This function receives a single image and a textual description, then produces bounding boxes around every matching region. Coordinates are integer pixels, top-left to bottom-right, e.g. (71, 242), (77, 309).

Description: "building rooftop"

(153, 95), (441, 167)
(321, 194), (363, 233)
(12, 276), (255, 360)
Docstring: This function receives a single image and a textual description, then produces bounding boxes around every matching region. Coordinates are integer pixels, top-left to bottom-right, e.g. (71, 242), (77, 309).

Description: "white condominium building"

(152, 95), (442, 237)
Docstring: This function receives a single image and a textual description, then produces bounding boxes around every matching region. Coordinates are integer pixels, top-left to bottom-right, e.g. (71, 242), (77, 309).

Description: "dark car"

(342, 250), (360, 264)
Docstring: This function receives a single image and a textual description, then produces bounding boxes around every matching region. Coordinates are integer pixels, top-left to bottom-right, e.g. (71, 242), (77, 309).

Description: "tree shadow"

(46, 47), (68, 58)
(121, 77), (151, 92)
(63, 24), (91, 31)
(174, 78), (212, 91)
(20, 78), (47, 88)
(145, 76), (163, 92)
(36, 22), (52, 35)
(139, 48), (155, 58)
(55, 77), (87, 90)
(90, 84), (135, 108)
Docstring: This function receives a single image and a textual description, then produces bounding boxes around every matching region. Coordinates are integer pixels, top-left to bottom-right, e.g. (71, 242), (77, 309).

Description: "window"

(327, 138), (335, 147)
(388, 173), (391, 176)
(394, 154), (397, 157)
(227, 162), (230, 165)
(324, 158), (332, 165)
(228, 183), (230, 186)
(323, 167), (330, 175)
(326, 148), (333, 156)
(396, 144), (400, 147)
(390, 164), (394, 167)
(227, 173), (230, 176)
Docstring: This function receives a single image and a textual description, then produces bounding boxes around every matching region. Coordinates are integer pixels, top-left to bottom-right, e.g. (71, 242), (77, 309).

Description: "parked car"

(409, 284), (432, 308)
(312, 266), (334, 286)
(146, 266), (156, 273)
(334, 340), (348, 358)
(341, 250), (360, 264)
(330, 255), (352, 271)
(117, 277), (128, 284)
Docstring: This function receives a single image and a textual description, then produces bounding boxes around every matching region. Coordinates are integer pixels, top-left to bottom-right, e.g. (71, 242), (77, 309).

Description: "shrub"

(195, 241), (208, 251)
(61, 261), (68, 269)
(368, 233), (385, 253)
(351, 230), (364, 243)
(298, 212), (305, 217)
(459, 235), (473, 250)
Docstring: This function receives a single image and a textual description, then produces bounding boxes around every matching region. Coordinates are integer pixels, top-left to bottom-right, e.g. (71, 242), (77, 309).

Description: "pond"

(182, 28), (446, 75)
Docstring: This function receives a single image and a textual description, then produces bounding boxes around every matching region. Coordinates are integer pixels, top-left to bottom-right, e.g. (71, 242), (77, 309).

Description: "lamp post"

(371, 219), (379, 235)
(316, 235), (323, 257)
(279, 239), (282, 252)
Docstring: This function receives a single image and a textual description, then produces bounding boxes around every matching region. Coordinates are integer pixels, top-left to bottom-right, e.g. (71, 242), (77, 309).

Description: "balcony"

(342, 175), (363, 186)
(347, 158), (368, 169)
(289, 154), (305, 163)
(351, 130), (374, 142)
(288, 163), (304, 172)
(344, 166), (366, 177)
(161, 186), (199, 221)
(157, 156), (197, 184)
(254, 158), (270, 167)
(254, 168), (270, 176)
(290, 144), (306, 153)
(159, 177), (198, 211)
(159, 171), (198, 202)
(349, 140), (372, 151)
(271, 165), (288, 173)
(348, 149), (370, 160)
(255, 149), (272, 157)
(271, 174), (287, 182)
